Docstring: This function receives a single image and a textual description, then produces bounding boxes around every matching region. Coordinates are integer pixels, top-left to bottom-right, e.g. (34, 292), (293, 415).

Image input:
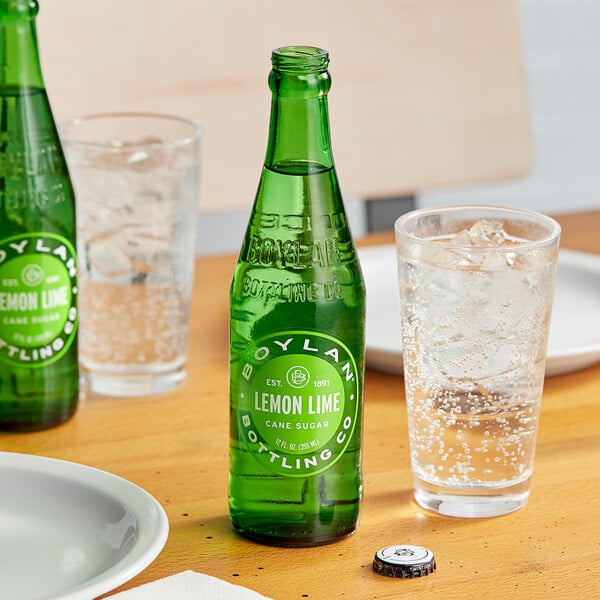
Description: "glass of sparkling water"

(395, 205), (560, 517)
(61, 113), (203, 396)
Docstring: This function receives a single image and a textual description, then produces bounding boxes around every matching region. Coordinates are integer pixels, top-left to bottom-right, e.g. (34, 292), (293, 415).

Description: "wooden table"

(2, 210), (599, 599)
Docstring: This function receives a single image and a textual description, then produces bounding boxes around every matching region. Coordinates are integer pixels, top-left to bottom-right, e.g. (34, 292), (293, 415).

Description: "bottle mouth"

(0, 0), (38, 15)
(271, 46), (329, 73)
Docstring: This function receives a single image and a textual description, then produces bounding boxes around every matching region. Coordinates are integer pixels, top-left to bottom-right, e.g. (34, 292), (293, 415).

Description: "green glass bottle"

(0, 0), (78, 431)
(229, 46), (365, 546)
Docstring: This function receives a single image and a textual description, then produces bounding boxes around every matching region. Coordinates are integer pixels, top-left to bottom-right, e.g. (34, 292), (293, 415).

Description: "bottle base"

(82, 368), (185, 397)
(0, 404), (77, 432)
(413, 477), (530, 518)
(232, 521), (357, 548)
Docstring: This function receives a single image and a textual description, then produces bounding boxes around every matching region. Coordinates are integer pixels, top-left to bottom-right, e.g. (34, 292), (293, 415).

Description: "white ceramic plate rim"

(0, 452), (169, 600)
(360, 245), (600, 377)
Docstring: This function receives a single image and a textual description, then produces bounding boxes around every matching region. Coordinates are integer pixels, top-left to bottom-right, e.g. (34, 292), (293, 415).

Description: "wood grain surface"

(1, 210), (599, 599)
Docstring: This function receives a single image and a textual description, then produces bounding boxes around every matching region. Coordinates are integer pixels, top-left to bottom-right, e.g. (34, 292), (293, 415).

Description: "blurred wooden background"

(37, 0), (530, 214)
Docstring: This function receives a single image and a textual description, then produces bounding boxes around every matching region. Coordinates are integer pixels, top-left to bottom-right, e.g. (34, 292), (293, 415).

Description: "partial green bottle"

(0, 0), (78, 431)
(229, 46), (365, 546)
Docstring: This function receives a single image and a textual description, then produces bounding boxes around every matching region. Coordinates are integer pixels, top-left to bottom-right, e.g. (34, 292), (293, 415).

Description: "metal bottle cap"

(372, 545), (436, 578)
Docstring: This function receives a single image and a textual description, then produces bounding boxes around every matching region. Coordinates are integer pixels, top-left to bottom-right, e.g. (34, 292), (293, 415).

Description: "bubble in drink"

(79, 279), (189, 371)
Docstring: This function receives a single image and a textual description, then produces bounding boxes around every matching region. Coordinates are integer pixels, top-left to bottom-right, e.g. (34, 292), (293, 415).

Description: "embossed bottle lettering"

(244, 233), (345, 269)
(0, 142), (63, 178)
(0, 141), (68, 210)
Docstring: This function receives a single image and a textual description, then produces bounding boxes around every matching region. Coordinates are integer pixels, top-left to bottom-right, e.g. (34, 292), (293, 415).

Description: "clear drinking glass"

(395, 205), (560, 517)
(61, 113), (203, 397)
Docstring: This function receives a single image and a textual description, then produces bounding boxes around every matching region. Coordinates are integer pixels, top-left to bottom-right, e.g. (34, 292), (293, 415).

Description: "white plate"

(0, 452), (169, 600)
(360, 245), (600, 377)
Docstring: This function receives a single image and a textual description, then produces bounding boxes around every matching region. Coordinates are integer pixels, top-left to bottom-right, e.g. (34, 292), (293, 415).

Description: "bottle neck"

(0, 1), (44, 89)
(264, 67), (334, 175)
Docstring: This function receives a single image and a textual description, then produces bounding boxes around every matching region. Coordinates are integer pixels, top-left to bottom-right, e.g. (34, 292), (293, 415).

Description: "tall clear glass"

(61, 113), (202, 397)
(395, 205), (560, 517)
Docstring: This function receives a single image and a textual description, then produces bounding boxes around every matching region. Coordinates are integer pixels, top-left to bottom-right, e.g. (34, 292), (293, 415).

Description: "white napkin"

(110, 570), (274, 599)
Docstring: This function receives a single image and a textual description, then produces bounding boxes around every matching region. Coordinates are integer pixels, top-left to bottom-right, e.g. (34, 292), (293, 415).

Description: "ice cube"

(434, 219), (529, 270)
(87, 238), (133, 282)
(86, 135), (167, 172)
(466, 219), (507, 247)
(449, 229), (475, 247)
(504, 252), (531, 269)
(480, 250), (509, 271)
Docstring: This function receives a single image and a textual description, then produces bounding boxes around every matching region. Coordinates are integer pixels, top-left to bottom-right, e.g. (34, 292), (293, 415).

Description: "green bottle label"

(0, 233), (77, 367)
(235, 331), (359, 477)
